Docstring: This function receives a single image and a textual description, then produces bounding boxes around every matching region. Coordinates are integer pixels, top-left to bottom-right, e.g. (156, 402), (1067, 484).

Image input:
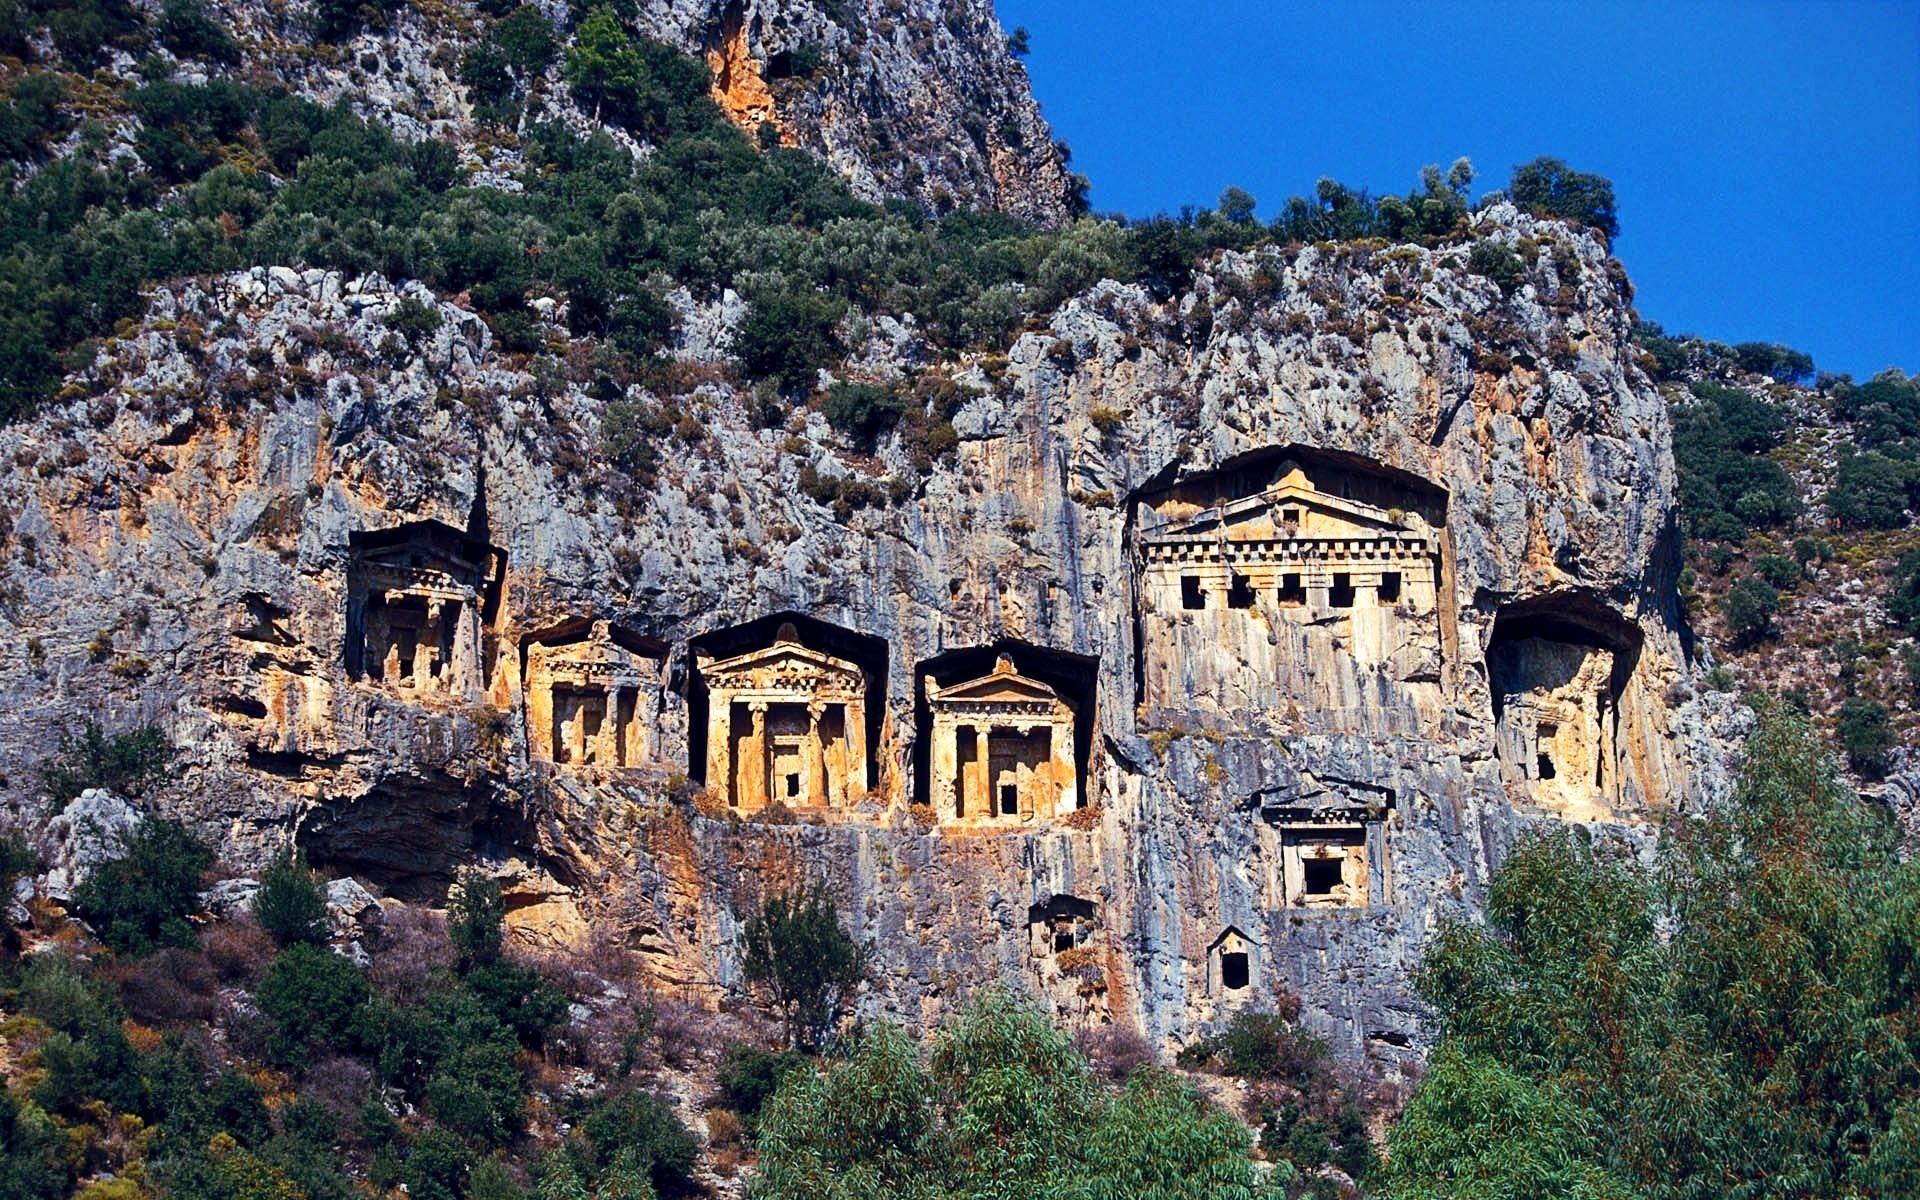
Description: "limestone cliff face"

(196, 0), (1074, 223)
(0, 209), (1731, 1064)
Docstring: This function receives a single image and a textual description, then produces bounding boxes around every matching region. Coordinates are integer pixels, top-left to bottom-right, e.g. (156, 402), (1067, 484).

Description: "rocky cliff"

(0, 198), (1735, 1064)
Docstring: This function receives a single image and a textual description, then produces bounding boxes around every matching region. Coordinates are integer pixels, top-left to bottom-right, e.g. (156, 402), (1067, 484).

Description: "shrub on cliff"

(1719, 576), (1780, 646)
(41, 720), (174, 805)
(1835, 696), (1893, 778)
(1825, 447), (1913, 530)
(1382, 705), (1918, 1199)
(256, 846), (330, 946)
(72, 816), (212, 955)
(739, 884), (867, 1051)
(1508, 156), (1619, 240)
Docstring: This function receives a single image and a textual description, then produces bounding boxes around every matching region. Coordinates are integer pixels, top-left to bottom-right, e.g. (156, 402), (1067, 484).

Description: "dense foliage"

(70, 816), (212, 955)
(751, 989), (1283, 1200)
(1381, 706), (1920, 1199)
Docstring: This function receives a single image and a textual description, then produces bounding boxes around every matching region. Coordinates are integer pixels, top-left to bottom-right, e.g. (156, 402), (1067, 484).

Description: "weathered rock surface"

(40, 789), (146, 902)
(192, 0), (1074, 223)
(0, 208), (1727, 1066)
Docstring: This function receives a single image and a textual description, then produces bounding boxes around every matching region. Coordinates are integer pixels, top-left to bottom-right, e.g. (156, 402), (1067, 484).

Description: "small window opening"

(1302, 857), (1344, 896)
(1281, 507), (1301, 526)
(1228, 574), (1255, 609)
(1000, 784), (1018, 815)
(1378, 572), (1402, 603)
(1536, 753), (1556, 780)
(1054, 929), (1075, 954)
(1329, 573), (1355, 608)
(1277, 573), (1305, 605)
(786, 772), (801, 798)
(1181, 575), (1206, 610)
(1221, 951), (1250, 990)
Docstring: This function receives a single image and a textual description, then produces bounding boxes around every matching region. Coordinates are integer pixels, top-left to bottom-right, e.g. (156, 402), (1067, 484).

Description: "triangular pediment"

(706, 641), (864, 683)
(1160, 481), (1410, 540)
(932, 672), (1064, 706)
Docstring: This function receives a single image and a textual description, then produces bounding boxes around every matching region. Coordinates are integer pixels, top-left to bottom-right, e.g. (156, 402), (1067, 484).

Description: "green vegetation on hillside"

(1380, 705), (1920, 1199)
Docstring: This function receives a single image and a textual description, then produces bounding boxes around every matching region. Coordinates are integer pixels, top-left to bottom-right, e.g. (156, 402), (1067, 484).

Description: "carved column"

(743, 701), (769, 812)
(804, 703), (826, 807)
(707, 693), (732, 803)
(979, 726), (994, 818)
(845, 696), (868, 796)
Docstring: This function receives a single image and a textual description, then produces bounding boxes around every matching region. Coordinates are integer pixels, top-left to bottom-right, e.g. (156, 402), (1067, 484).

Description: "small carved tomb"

(1209, 926), (1256, 994)
(1027, 895), (1098, 958)
(1487, 594), (1659, 819)
(346, 521), (505, 701)
(699, 623), (870, 812)
(1254, 777), (1394, 908)
(525, 621), (666, 768)
(928, 655), (1079, 824)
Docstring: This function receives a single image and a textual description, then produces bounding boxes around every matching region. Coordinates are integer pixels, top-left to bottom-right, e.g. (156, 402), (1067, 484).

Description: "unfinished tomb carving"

(346, 520), (505, 701)
(697, 623), (871, 812)
(1488, 594), (1667, 819)
(1135, 448), (1449, 731)
(928, 656), (1079, 824)
(523, 620), (667, 768)
(1208, 926), (1256, 994)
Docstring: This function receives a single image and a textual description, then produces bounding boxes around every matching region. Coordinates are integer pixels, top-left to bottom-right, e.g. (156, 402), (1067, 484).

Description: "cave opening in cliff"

(1228, 574), (1255, 609)
(687, 613), (887, 810)
(915, 641), (1098, 820)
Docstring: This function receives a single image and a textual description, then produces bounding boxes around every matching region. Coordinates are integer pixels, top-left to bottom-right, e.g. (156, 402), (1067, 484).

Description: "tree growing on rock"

(739, 884), (867, 1052)
(256, 846), (329, 946)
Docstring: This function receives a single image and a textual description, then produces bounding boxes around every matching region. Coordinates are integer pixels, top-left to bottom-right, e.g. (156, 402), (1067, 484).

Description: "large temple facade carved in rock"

(1133, 449), (1454, 735)
(696, 623), (872, 812)
(927, 655), (1079, 825)
(522, 620), (667, 769)
(345, 520), (505, 703)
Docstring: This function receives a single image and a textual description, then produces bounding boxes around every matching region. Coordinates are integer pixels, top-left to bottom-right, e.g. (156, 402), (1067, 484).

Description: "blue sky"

(996, 0), (1920, 380)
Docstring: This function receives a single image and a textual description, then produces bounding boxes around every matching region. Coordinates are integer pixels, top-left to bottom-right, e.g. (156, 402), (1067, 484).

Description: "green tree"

(565, 7), (651, 128)
(72, 817), (212, 955)
(255, 846), (329, 946)
(1466, 239), (1525, 295)
(1383, 705), (1919, 1200)
(450, 867), (507, 970)
(740, 885), (868, 1051)
(751, 990), (1277, 1200)
(1719, 576), (1779, 646)
(41, 720), (173, 806)
(1508, 156), (1619, 239)
(257, 942), (373, 1066)
(1826, 448), (1912, 530)
(735, 284), (846, 391)
(1835, 696), (1893, 778)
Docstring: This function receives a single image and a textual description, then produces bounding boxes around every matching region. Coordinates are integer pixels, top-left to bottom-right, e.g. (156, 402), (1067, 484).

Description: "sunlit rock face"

(0, 209), (1737, 1068)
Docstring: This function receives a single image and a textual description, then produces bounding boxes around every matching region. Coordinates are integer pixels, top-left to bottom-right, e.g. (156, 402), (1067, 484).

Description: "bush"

(1174, 1008), (1330, 1090)
(1835, 697), (1893, 779)
(73, 817), (213, 955)
(1826, 449), (1912, 530)
(735, 285), (846, 391)
(1719, 577), (1780, 647)
(578, 1090), (698, 1191)
(256, 846), (329, 946)
(41, 720), (173, 806)
(1889, 550), (1920, 633)
(717, 1042), (809, 1128)
(1466, 239), (1525, 295)
(257, 942), (372, 1065)
(1753, 554), (1800, 590)
(450, 867), (507, 970)
(739, 884), (867, 1051)
(1508, 156), (1619, 240)
(821, 381), (907, 449)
